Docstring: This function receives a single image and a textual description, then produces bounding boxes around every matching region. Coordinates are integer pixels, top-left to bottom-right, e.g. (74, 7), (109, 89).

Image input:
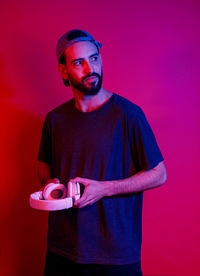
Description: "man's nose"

(83, 60), (93, 74)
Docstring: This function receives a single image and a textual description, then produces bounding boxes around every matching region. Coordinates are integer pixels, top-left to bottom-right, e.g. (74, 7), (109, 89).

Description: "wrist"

(103, 181), (115, 197)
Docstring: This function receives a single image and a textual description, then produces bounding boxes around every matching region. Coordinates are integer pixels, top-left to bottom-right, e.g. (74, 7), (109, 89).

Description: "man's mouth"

(85, 76), (97, 82)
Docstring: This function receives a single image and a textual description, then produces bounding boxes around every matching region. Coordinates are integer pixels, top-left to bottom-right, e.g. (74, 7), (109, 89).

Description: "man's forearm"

(105, 161), (167, 196)
(37, 161), (53, 186)
(72, 161), (167, 208)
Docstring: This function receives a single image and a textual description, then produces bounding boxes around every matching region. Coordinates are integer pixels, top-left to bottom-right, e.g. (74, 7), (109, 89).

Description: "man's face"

(64, 41), (103, 95)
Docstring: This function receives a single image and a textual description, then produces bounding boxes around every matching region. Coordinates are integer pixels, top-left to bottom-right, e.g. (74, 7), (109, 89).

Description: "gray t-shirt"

(38, 93), (164, 264)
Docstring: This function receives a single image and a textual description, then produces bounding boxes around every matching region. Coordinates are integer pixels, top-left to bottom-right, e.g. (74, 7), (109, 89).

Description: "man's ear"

(58, 64), (68, 80)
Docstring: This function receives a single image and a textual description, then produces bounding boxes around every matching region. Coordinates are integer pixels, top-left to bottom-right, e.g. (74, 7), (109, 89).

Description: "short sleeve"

(131, 107), (164, 171)
(37, 113), (52, 165)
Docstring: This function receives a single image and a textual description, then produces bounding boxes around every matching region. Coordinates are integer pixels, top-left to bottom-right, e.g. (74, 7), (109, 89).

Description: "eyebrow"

(71, 53), (99, 63)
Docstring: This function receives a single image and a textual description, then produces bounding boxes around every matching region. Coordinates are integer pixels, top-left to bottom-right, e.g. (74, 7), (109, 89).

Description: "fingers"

(73, 185), (95, 208)
(46, 178), (60, 184)
(52, 178), (60, 184)
(73, 194), (87, 208)
(70, 177), (89, 186)
(74, 192), (97, 208)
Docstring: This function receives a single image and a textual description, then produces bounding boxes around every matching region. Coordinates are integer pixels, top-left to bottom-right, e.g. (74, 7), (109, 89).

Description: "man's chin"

(69, 75), (103, 96)
(73, 82), (102, 95)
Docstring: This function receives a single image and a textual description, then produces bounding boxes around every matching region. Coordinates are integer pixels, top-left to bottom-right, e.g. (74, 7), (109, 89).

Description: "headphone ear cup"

(34, 191), (43, 200)
(43, 183), (67, 200)
(67, 182), (84, 200)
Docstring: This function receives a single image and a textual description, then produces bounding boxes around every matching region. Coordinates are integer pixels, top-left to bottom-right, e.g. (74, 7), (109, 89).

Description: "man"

(37, 29), (167, 276)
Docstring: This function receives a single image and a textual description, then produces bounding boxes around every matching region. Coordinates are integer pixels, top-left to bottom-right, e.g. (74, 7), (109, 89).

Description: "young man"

(37, 29), (167, 276)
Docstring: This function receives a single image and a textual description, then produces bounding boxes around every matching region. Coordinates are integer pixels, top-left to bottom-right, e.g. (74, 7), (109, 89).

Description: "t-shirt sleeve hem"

(144, 156), (164, 171)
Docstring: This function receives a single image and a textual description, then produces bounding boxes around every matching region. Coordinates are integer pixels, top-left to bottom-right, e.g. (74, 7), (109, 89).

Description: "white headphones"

(29, 182), (82, 211)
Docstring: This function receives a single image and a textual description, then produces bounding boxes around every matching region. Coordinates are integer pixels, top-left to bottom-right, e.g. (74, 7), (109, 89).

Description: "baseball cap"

(56, 29), (102, 62)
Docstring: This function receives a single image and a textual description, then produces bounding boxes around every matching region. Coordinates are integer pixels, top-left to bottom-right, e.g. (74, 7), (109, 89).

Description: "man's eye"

(91, 56), (98, 62)
(73, 61), (82, 66)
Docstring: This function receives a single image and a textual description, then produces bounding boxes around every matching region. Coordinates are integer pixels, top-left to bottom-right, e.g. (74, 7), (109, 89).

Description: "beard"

(67, 70), (103, 96)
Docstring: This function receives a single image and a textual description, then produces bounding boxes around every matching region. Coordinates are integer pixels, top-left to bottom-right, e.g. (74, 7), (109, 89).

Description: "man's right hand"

(37, 161), (60, 187)
(39, 178), (60, 192)
(46, 178), (60, 185)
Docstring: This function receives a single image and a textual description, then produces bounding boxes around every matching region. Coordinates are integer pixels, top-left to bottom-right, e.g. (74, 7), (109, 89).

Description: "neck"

(73, 87), (113, 112)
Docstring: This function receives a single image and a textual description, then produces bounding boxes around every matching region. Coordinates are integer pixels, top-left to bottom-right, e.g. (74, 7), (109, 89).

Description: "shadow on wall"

(0, 54), (49, 276)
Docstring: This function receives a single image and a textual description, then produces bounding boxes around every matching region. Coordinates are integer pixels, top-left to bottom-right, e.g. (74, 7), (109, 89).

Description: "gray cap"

(56, 29), (102, 61)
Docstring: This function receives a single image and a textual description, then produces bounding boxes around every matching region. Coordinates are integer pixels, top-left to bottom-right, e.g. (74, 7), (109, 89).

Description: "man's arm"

(107, 161), (167, 196)
(37, 161), (60, 186)
(72, 161), (167, 208)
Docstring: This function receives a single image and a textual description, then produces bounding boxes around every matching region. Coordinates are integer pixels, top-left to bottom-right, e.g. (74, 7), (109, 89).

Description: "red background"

(0, 1), (200, 275)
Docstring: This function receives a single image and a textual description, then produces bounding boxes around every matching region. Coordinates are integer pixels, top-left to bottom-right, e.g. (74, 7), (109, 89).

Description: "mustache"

(82, 73), (100, 82)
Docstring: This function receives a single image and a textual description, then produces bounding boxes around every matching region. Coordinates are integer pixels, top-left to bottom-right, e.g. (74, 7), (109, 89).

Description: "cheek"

(97, 62), (103, 73)
(67, 62), (83, 77)
(68, 70), (85, 84)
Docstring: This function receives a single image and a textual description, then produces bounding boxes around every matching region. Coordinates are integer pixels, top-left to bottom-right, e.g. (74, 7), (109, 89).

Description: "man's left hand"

(68, 177), (108, 208)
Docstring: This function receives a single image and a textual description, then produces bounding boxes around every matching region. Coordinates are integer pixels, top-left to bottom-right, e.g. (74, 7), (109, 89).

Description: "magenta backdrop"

(0, 1), (200, 275)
